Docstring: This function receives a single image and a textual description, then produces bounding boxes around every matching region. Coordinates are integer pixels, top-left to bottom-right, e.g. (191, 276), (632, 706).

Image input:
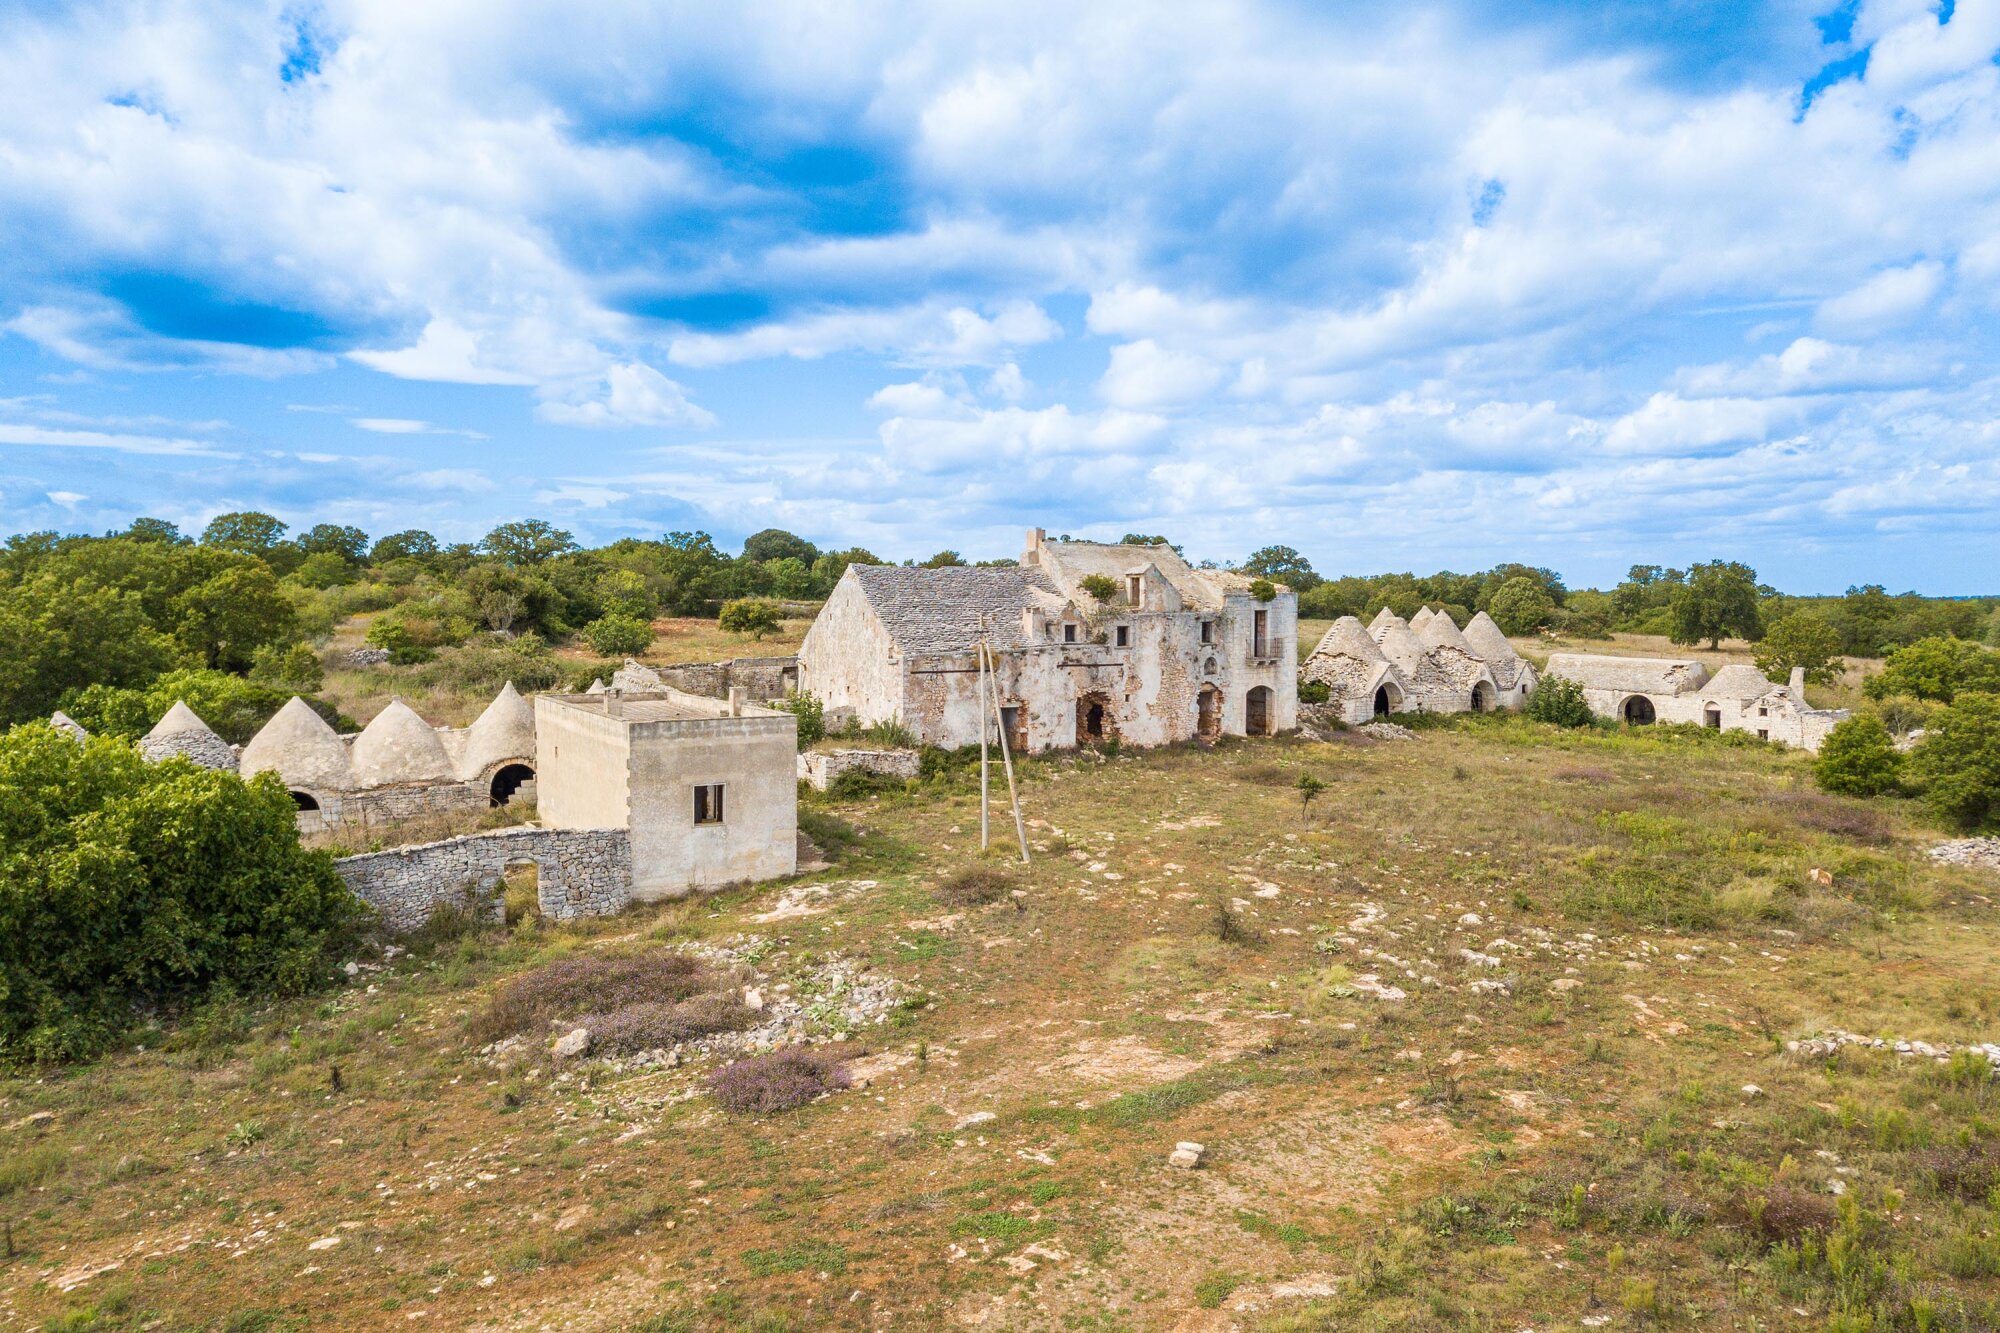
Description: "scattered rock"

(743, 987), (764, 1011)
(1351, 974), (1408, 1002)
(343, 961), (360, 978)
(552, 1028), (592, 1061)
(954, 1111), (997, 1131)
(346, 648), (391, 667)
(1168, 1141), (1205, 1169)
(1357, 721), (1417, 742)
(1930, 838), (2000, 871)
(1741, 1084), (1763, 1098)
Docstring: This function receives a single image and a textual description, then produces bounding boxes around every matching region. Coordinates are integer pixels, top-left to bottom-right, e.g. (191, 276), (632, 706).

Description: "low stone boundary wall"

(653, 656), (799, 703)
(335, 826), (631, 931)
(798, 748), (921, 791)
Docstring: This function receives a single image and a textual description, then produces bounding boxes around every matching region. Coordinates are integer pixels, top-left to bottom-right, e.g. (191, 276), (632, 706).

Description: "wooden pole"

(983, 640), (1031, 864)
(977, 615), (990, 851)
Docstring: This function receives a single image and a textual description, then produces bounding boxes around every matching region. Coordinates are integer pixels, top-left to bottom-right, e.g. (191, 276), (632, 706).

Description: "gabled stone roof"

(458, 682), (537, 780)
(1703, 664), (1780, 701)
(242, 696), (353, 791)
(1032, 538), (1234, 611)
(350, 699), (455, 786)
(1304, 616), (1408, 701)
(1545, 653), (1710, 696)
(137, 701), (239, 771)
(853, 564), (1070, 655)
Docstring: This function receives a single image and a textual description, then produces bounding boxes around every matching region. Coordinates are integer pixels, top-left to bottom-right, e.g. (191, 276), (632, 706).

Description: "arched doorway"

(1075, 692), (1117, 745)
(1197, 685), (1222, 739)
(1702, 704), (1722, 729)
(490, 763), (535, 806)
(289, 790), (319, 812)
(1470, 681), (1496, 713)
(1245, 686), (1273, 737)
(1373, 686), (1392, 718)
(1621, 695), (1656, 726)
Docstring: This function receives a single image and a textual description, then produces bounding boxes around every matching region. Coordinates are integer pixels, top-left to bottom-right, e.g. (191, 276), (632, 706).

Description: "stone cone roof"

(351, 699), (455, 786)
(584, 678), (606, 694)
(458, 681), (537, 780)
(1409, 606), (1436, 631)
(1461, 611), (1517, 663)
(49, 710), (89, 743)
(1373, 616), (1429, 676)
(242, 697), (353, 791)
(1368, 606), (1397, 632)
(137, 701), (239, 771)
(1314, 616), (1392, 666)
(1416, 612), (1477, 656)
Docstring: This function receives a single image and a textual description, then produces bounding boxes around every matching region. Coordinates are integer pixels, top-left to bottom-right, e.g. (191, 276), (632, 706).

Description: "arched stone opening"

(489, 762), (536, 806)
(289, 790), (319, 812)
(1702, 704), (1722, 729)
(1373, 686), (1392, 717)
(1075, 692), (1117, 745)
(1621, 695), (1657, 726)
(1470, 681), (1496, 713)
(1245, 686), (1274, 737)
(1196, 684), (1222, 740)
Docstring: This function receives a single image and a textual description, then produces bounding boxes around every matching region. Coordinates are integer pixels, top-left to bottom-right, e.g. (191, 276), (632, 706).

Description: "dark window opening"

(1063, 623), (1077, 644)
(1075, 692), (1117, 745)
(1252, 609), (1269, 657)
(490, 762), (534, 806)
(1374, 686), (1391, 717)
(1200, 620), (1213, 644)
(1000, 704), (1026, 752)
(1703, 706), (1721, 729)
(1126, 574), (1142, 606)
(1197, 685), (1221, 739)
(695, 783), (726, 825)
(1622, 696), (1656, 726)
(290, 790), (319, 812)
(1115, 625), (1130, 647)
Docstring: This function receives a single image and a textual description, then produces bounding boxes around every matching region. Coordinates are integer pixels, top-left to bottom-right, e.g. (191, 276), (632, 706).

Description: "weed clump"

(937, 867), (1013, 907)
(473, 954), (711, 1044)
(708, 1047), (849, 1114)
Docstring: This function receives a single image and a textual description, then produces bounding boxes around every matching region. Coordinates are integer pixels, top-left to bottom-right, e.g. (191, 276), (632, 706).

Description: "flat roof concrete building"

(535, 686), (797, 901)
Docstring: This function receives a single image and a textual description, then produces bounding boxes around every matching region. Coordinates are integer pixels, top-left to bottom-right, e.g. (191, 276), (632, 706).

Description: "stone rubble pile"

(1928, 838), (2000, 871)
(1786, 1028), (2000, 1072)
(1356, 721), (1418, 742)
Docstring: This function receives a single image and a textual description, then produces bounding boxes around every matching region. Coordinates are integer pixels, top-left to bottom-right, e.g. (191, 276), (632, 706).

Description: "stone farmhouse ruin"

(798, 529), (1298, 750)
(1302, 608), (1538, 722)
(52, 677), (798, 930)
(1543, 654), (1849, 750)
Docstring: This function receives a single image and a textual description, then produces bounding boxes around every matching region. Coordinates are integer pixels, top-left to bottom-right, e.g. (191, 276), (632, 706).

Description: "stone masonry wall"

(334, 826), (632, 931)
(651, 656), (799, 703)
(797, 747), (921, 791)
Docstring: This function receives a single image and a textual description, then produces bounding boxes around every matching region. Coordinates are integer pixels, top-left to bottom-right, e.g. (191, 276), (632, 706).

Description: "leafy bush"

(1079, 573), (1119, 602)
(773, 691), (826, 744)
(583, 612), (656, 657)
(1865, 635), (2000, 704)
(718, 597), (783, 640)
(708, 1047), (849, 1114)
(1297, 677), (1331, 704)
(58, 668), (313, 745)
(410, 635), (564, 695)
(0, 725), (367, 1062)
(1814, 715), (1903, 798)
(1248, 578), (1278, 602)
(1524, 674), (1595, 728)
(1907, 693), (2000, 831)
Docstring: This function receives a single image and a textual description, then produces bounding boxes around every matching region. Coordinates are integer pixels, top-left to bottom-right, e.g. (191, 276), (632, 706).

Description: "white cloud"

(1098, 340), (1225, 409)
(533, 362), (716, 429)
(46, 490), (86, 507)
(0, 421), (232, 456)
(350, 417), (487, 438)
(1814, 262), (1946, 336)
(1602, 392), (1796, 456)
(349, 320), (537, 387)
(669, 301), (1059, 369)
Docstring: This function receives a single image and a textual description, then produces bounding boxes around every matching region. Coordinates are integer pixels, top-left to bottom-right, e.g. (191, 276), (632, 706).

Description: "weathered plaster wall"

(622, 712), (798, 899)
(533, 697), (631, 834)
(798, 577), (903, 724)
(334, 826), (631, 931)
(1574, 685), (1845, 751)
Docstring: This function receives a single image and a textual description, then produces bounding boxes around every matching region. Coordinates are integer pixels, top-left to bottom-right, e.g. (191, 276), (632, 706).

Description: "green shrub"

(1079, 573), (1119, 602)
(1813, 715), (1903, 797)
(1908, 693), (2000, 830)
(1865, 635), (2000, 703)
(582, 612), (655, 657)
(59, 668), (314, 745)
(0, 725), (368, 1063)
(1297, 677), (1331, 704)
(718, 597), (782, 640)
(1248, 578), (1278, 603)
(773, 691), (826, 744)
(1524, 674), (1595, 728)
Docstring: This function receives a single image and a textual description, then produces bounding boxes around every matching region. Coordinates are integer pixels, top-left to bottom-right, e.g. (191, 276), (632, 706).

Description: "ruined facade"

(1543, 653), (1849, 750)
(797, 529), (1298, 751)
(536, 686), (798, 900)
(238, 684), (540, 831)
(1303, 609), (1536, 722)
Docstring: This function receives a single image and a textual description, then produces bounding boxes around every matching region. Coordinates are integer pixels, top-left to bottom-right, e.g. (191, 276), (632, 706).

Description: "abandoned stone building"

(1303, 608), (1536, 722)
(797, 528), (1298, 750)
(238, 684), (540, 830)
(1542, 653), (1849, 750)
(535, 685), (797, 900)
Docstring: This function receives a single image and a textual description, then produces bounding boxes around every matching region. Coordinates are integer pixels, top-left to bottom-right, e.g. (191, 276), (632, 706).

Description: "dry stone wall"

(798, 748), (921, 790)
(334, 826), (631, 931)
(651, 656), (799, 703)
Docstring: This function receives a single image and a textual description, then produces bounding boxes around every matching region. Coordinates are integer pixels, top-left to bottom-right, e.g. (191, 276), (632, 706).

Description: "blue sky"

(1, 0), (1998, 591)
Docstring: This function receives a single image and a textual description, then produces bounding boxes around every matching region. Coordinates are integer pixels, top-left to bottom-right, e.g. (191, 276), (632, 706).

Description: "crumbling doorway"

(1622, 695), (1657, 726)
(1075, 692), (1116, 745)
(1373, 686), (1391, 717)
(1197, 685), (1221, 740)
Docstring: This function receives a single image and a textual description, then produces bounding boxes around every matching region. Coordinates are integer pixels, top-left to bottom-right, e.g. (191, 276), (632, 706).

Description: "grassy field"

(4, 716), (1996, 1332)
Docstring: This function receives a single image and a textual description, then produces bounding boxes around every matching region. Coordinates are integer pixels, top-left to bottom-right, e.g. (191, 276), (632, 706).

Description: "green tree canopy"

(296, 523), (369, 562)
(741, 528), (819, 566)
(171, 563), (296, 671)
(1908, 693), (2000, 831)
(1813, 715), (1903, 798)
(1754, 612), (1845, 686)
(718, 597), (783, 640)
(1669, 560), (1762, 649)
(1488, 576), (1557, 635)
(480, 519), (578, 566)
(369, 529), (439, 563)
(1242, 545), (1319, 590)
(200, 511), (288, 557)
(1864, 636), (2000, 704)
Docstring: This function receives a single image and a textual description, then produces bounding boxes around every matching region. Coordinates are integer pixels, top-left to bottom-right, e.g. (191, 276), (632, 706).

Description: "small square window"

(1063, 623), (1077, 644)
(694, 783), (725, 825)
(1199, 620), (1213, 644)
(1115, 625), (1130, 647)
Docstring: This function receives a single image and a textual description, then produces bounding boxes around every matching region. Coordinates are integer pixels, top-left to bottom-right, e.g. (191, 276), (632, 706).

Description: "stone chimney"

(1024, 527), (1046, 562)
(728, 686), (744, 717)
(1022, 607), (1044, 639)
(1788, 666), (1807, 697)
